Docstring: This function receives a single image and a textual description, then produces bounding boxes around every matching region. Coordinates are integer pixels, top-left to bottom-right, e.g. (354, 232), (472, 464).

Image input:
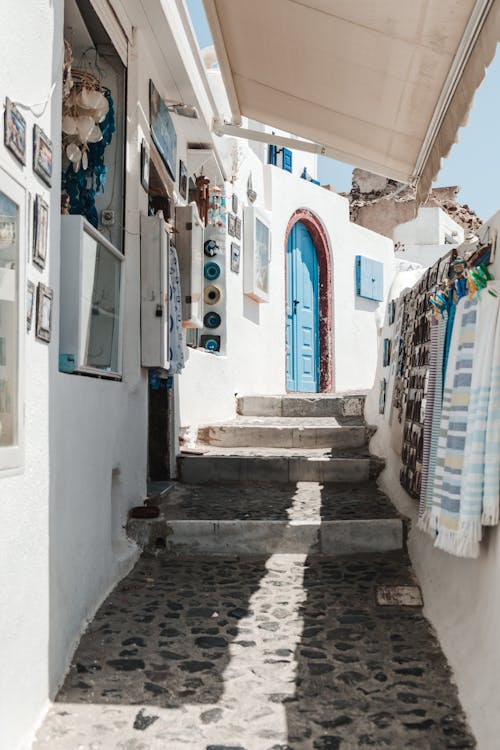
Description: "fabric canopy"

(204, 0), (500, 202)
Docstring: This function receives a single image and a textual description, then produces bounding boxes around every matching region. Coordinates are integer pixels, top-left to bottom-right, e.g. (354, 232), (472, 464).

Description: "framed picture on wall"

(235, 216), (242, 240)
(231, 242), (240, 273)
(26, 279), (35, 331)
(140, 139), (150, 192)
(33, 125), (53, 186)
(33, 194), (49, 269)
(179, 159), (188, 200)
(243, 205), (271, 302)
(4, 98), (26, 165)
(228, 213), (236, 237)
(149, 79), (177, 180)
(232, 193), (238, 214)
(35, 283), (53, 343)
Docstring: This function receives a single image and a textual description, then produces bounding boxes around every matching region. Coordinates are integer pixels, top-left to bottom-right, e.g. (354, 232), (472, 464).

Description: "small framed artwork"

(35, 283), (53, 343)
(231, 242), (240, 273)
(33, 125), (53, 186)
(140, 139), (150, 192)
(179, 159), (188, 200)
(26, 279), (35, 331)
(379, 378), (387, 415)
(33, 194), (49, 269)
(228, 213), (236, 237)
(4, 98), (26, 165)
(382, 338), (392, 366)
(235, 216), (242, 240)
(243, 205), (271, 303)
(232, 193), (238, 214)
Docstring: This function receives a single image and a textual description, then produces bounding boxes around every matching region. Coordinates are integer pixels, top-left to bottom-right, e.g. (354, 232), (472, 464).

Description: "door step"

(197, 417), (370, 449)
(237, 393), (366, 418)
(127, 481), (404, 557)
(178, 449), (373, 483)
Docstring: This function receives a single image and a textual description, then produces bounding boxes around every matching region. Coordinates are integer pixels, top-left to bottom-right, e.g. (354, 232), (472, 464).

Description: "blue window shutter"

(356, 256), (384, 301)
(268, 144), (277, 165)
(282, 148), (293, 173)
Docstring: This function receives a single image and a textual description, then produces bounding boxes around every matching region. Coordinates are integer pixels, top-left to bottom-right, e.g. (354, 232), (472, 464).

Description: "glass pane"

(80, 231), (121, 373)
(0, 190), (19, 447)
(255, 218), (269, 295)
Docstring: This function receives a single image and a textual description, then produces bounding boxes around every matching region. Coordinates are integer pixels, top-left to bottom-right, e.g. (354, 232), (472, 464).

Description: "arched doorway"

(285, 210), (333, 392)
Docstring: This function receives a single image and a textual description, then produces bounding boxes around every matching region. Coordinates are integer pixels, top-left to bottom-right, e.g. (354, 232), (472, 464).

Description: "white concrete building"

(0, 2), (396, 748)
(394, 206), (465, 267)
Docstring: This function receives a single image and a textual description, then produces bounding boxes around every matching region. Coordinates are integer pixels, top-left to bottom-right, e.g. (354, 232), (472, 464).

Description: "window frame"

(0, 166), (26, 475)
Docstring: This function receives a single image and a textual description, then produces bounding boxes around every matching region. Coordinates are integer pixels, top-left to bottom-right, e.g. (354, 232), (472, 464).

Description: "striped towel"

(418, 315), (446, 531)
(431, 296), (480, 557)
(463, 281), (500, 527)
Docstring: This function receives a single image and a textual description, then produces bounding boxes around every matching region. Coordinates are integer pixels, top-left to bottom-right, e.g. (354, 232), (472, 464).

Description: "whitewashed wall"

(0, 3), (62, 749)
(366, 211), (500, 750)
(179, 156), (394, 428)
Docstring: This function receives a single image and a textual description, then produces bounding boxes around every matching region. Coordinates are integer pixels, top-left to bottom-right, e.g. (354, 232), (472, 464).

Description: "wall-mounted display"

(33, 125), (53, 186)
(204, 261), (220, 281)
(149, 79), (177, 180)
(228, 213), (236, 237)
(231, 242), (240, 273)
(200, 334), (220, 352)
(383, 338), (392, 366)
(235, 217), (242, 240)
(232, 193), (238, 214)
(35, 283), (53, 343)
(26, 280), (35, 331)
(33, 195), (49, 270)
(243, 205), (271, 303)
(204, 238), (220, 257)
(140, 139), (150, 191)
(379, 378), (387, 414)
(4, 98), (26, 165)
(204, 284), (221, 305)
(204, 311), (221, 329)
(179, 159), (188, 200)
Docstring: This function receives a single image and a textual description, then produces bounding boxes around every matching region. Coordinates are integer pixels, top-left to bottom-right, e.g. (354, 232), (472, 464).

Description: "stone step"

(237, 393), (366, 418)
(197, 418), (370, 449)
(127, 481), (404, 557)
(178, 449), (373, 483)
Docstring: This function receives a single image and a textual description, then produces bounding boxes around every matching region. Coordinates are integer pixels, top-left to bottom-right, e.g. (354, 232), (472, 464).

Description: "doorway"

(286, 221), (319, 392)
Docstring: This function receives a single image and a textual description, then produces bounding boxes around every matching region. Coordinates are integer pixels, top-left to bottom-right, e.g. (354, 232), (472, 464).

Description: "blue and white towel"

(168, 244), (185, 375)
(431, 296), (479, 557)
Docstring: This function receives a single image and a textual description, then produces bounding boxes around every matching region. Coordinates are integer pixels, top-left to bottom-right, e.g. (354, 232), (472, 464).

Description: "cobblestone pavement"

(154, 482), (398, 522)
(34, 551), (475, 750)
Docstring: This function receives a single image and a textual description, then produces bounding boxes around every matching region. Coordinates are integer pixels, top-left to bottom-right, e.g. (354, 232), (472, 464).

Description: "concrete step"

(197, 417), (370, 449)
(127, 481), (404, 557)
(178, 449), (372, 483)
(237, 393), (366, 418)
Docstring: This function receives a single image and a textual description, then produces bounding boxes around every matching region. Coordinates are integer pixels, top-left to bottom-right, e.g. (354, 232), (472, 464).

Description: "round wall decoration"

(204, 285), (221, 304)
(204, 311), (221, 329)
(204, 261), (221, 281)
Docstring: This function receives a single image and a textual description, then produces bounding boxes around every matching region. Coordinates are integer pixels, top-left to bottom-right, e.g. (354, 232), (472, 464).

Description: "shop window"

(60, 0), (126, 378)
(60, 216), (123, 377)
(0, 173), (24, 472)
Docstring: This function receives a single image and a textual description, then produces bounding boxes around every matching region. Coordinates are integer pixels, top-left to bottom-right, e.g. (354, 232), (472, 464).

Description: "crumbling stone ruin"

(339, 169), (482, 241)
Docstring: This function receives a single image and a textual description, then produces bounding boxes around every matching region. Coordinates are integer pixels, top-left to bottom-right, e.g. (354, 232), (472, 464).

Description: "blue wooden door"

(286, 222), (319, 392)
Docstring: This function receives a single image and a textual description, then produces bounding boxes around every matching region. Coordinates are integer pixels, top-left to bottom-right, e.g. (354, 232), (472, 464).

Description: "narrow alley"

(34, 394), (476, 749)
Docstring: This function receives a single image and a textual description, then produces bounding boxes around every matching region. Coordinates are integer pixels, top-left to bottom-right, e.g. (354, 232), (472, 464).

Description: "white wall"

(366, 211), (500, 750)
(0, 2), (62, 749)
(394, 207), (464, 246)
(179, 156), (394, 428)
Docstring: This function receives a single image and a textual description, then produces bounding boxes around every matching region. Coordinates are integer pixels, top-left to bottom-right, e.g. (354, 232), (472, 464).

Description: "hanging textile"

(168, 244), (185, 375)
(430, 296), (479, 557)
(418, 314), (446, 530)
(461, 281), (500, 528)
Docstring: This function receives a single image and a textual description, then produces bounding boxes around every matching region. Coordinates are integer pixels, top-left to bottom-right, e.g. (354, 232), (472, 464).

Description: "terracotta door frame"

(284, 209), (333, 392)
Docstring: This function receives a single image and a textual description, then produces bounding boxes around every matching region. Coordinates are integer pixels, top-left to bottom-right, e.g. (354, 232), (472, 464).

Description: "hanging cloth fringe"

(168, 245), (185, 375)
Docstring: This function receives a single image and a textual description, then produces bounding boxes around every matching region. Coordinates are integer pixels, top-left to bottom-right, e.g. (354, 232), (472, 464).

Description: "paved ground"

(34, 551), (475, 750)
(152, 482), (399, 522)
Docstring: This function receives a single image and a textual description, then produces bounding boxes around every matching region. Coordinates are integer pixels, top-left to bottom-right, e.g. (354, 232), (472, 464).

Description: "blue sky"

(186, 0), (499, 221)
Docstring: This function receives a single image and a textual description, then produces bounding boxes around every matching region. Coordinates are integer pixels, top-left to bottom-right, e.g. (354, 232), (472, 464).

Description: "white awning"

(204, 0), (500, 202)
